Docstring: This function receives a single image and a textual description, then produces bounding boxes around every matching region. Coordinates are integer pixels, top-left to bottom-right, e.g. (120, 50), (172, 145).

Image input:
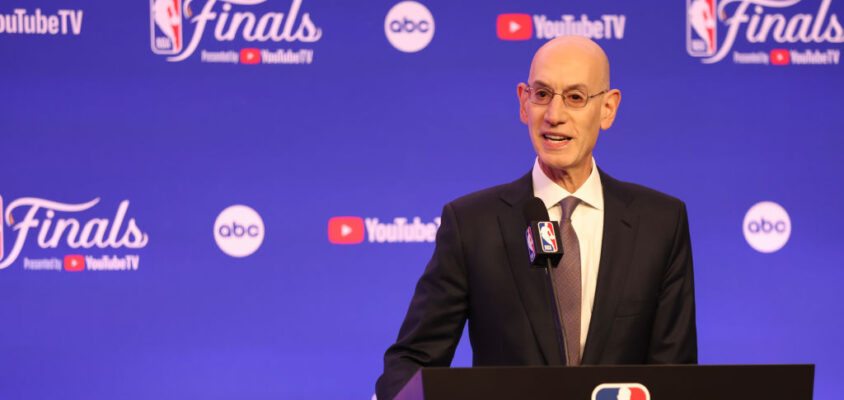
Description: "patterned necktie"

(554, 196), (581, 365)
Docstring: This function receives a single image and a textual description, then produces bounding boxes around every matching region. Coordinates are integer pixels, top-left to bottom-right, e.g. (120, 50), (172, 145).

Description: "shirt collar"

(531, 157), (604, 212)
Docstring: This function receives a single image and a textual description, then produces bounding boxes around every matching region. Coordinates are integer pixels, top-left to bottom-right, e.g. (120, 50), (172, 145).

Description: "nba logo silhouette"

(687, 0), (717, 57)
(526, 227), (537, 262)
(592, 383), (651, 400)
(538, 222), (558, 252)
(150, 0), (183, 55)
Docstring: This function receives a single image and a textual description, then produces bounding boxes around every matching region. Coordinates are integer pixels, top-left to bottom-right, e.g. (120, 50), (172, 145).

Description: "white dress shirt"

(531, 157), (604, 357)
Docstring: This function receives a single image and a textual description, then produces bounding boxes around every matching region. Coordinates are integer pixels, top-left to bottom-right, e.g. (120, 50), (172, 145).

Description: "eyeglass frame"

(524, 85), (609, 109)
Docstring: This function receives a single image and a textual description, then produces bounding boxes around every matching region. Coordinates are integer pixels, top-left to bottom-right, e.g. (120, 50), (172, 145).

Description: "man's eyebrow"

(530, 80), (588, 91)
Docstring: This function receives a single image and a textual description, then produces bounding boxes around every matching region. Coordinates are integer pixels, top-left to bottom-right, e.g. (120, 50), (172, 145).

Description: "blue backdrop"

(1, 0), (842, 398)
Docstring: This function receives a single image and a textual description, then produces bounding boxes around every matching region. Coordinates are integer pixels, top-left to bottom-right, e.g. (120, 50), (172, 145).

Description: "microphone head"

(523, 197), (550, 223)
(523, 197), (562, 266)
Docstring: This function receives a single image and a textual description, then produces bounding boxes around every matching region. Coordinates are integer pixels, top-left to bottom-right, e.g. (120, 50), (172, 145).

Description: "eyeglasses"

(525, 86), (608, 108)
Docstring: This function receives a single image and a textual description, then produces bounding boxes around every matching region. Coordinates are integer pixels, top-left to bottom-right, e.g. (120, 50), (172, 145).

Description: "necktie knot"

(560, 196), (580, 221)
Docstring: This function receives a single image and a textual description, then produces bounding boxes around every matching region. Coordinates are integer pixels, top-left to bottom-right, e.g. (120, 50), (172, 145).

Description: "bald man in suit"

(376, 36), (697, 400)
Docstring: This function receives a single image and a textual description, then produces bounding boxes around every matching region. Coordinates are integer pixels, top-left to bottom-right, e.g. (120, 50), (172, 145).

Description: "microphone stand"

(543, 257), (569, 365)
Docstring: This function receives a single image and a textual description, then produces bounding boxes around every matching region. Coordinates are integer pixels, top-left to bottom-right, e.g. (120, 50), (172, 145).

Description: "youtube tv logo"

(328, 216), (365, 244)
(240, 48), (261, 64)
(64, 255), (85, 271)
(770, 49), (790, 65)
(497, 14), (532, 41)
(328, 215), (441, 244)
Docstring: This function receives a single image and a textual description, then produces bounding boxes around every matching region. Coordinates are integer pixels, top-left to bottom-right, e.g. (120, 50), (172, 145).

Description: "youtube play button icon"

(240, 48), (261, 64)
(64, 254), (85, 271)
(497, 14), (532, 41)
(328, 216), (365, 244)
(770, 48), (790, 65)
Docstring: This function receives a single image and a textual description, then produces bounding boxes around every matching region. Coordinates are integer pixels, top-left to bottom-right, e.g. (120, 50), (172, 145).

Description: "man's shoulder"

(601, 170), (686, 213)
(439, 169), (687, 215)
(446, 173), (531, 212)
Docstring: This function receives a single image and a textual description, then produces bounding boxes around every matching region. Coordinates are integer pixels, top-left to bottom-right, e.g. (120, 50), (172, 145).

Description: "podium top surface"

(395, 364), (814, 400)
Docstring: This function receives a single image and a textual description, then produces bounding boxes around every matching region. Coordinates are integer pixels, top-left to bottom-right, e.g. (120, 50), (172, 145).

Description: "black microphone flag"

(523, 197), (564, 267)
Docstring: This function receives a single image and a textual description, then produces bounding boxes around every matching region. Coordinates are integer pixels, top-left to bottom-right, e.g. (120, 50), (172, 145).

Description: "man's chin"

(538, 157), (576, 173)
(538, 154), (594, 178)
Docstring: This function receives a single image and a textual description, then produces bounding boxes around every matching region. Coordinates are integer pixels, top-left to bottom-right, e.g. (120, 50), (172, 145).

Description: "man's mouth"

(543, 134), (572, 143)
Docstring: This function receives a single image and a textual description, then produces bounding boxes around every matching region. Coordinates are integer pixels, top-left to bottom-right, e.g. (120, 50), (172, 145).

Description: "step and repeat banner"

(1, 0), (842, 398)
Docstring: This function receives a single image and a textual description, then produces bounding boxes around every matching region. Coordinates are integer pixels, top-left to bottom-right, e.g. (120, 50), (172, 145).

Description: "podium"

(394, 365), (814, 400)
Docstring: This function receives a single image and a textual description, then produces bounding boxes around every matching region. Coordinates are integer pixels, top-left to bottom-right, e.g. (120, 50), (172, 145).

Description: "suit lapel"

(582, 169), (639, 364)
(498, 173), (565, 365)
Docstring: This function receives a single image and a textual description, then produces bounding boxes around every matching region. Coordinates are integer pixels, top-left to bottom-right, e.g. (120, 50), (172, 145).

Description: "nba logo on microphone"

(150, 0), (183, 55)
(537, 222), (557, 252)
(592, 383), (651, 400)
(526, 227), (536, 261)
(686, 0), (717, 57)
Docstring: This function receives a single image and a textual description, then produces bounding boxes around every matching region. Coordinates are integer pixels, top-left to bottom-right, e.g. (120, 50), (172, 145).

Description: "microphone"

(523, 197), (569, 362)
(523, 197), (564, 267)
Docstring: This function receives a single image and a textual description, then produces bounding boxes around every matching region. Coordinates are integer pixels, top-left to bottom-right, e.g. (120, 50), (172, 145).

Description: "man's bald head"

(517, 35), (621, 192)
(528, 36), (610, 91)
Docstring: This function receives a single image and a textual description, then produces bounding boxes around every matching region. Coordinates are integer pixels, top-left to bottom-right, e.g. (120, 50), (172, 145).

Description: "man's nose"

(544, 94), (570, 126)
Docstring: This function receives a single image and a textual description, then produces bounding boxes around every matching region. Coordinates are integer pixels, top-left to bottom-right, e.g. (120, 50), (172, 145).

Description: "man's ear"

(599, 89), (621, 130)
(517, 83), (529, 124)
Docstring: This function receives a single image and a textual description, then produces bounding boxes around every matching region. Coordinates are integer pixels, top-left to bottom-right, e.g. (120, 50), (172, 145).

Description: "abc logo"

(742, 201), (791, 253)
(389, 17), (430, 33)
(384, 1), (435, 53)
(218, 222), (260, 238)
(214, 204), (264, 258)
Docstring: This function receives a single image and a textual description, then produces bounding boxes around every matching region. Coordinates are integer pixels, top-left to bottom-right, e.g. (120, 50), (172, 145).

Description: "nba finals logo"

(0, 195), (149, 271)
(150, 0), (183, 55)
(686, 0), (843, 65)
(148, 0), (323, 63)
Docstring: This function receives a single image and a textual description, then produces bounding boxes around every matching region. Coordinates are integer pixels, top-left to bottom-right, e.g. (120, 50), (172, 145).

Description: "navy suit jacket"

(376, 169), (697, 400)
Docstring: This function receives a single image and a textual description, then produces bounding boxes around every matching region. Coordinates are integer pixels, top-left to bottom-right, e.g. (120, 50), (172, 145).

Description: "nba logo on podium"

(150, 0), (184, 55)
(537, 222), (558, 253)
(592, 383), (651, 400)
(687, 0), (717, 57)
